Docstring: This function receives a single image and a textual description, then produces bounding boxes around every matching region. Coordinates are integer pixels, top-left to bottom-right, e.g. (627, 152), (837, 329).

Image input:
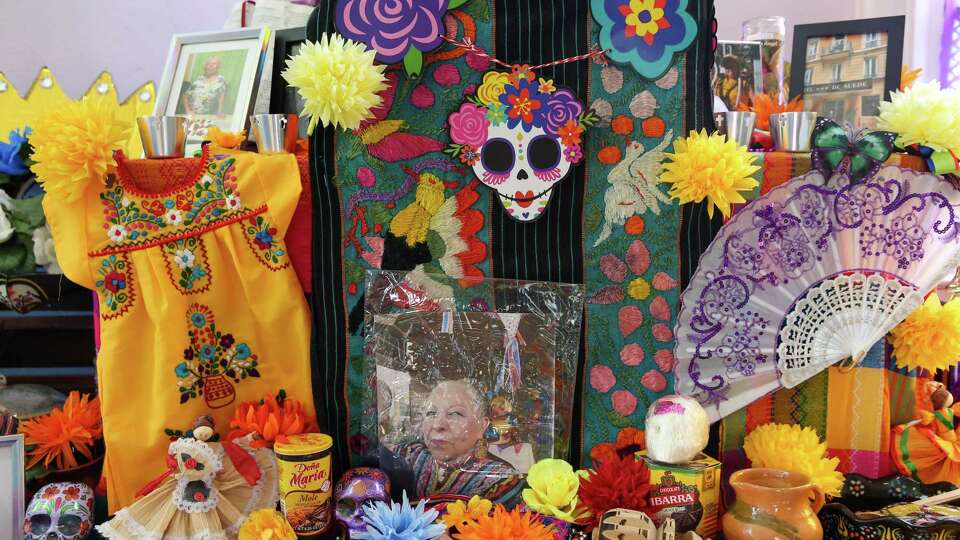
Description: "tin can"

(275, 433), (334, 536)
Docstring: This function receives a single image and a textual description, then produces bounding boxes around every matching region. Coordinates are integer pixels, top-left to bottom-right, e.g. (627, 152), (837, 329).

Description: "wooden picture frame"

(0, 434), (25, 540)
(270, 27), (308, 139)
(790, 16), (904, 128)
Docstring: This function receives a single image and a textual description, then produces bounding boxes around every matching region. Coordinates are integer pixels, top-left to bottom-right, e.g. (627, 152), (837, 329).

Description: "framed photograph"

(790, 16), (904, 128)
(156, 27), (272, 153)
(714, 40), (763, 110)
(270, 27), (309, 139)
(0, 434), (25, 540)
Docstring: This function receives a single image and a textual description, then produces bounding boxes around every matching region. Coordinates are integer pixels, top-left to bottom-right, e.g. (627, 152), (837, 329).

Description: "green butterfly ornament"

(811, 118), (897, 183)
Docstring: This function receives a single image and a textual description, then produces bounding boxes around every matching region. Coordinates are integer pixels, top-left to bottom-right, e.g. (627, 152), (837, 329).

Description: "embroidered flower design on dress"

(95, 254), (136, 319)
(162, 236), (212, 294)
(100, 155), (248, 248)
(176, 304), (260, 409)
(591, 0), (697, 79)
(242, 215), (290, 270)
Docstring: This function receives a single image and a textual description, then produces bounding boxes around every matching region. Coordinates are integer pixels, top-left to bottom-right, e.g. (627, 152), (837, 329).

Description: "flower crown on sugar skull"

(446, 65), (598, 222)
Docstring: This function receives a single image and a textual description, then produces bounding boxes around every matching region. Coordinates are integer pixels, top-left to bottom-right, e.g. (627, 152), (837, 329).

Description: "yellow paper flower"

(207, 127), (247, 149)
(878, 80), (960, 152)
(627, 278), (651, 301)
(889, 295), (960, 373)
(442, 495), (494, 530)
(744, 423), (843, 497)
(476, 71), (511, 107)
(282, 33), (388, 134)
(30, 97), (130, 202)
(660, 129), (759, 219)
(239, 509), (296, 540)
(522, 458), (587, 523)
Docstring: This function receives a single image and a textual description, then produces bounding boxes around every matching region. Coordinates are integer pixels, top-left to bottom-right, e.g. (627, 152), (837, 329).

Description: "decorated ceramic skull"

(447, 65), (593, 222)
(23, 482), (95, 540)
(334, 467), (391, 533)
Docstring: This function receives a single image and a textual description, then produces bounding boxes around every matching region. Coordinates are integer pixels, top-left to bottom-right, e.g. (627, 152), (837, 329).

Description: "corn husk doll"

(97, 416), (278, 539)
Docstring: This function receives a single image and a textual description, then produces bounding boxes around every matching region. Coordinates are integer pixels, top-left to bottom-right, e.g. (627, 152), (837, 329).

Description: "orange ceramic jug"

(722, 468), (825, 540)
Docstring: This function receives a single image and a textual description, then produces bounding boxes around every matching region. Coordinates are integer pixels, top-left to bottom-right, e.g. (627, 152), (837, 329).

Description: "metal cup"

(137, 116), (186, 159)
(250, 114), (289, 154)
(722, 112), (756, 147)
(769, 112), (818, 152)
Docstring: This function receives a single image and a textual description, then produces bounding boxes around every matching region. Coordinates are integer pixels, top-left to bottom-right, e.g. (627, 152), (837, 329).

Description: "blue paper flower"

(0, 127), (30, 177)
(353, 492), (447, 540)
(591, 0), (697, 79)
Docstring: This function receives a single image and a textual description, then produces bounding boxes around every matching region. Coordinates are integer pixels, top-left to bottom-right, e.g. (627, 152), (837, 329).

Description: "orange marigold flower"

(557, 119), (584, 146)
(624, 216), (645, 235)
(611, 115), (634, 136)
(454, 505), (555, 540)
(20, 391), (102, 470)
(641, 116), (666, 138)
(228, 391), (317, 448)
(597, 145), (622, 165)
(739, 92), (804, 131)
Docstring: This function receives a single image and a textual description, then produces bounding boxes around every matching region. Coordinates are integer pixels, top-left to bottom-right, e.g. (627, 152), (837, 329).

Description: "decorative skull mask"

(334, 467), (390, 533)
(23, 482), (95, 540)
(447, 65), (594, 222)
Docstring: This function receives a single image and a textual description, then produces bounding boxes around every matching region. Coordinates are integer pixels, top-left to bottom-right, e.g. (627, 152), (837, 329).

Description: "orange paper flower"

(228, 391), (318, 448)
(454, 505), (555, 540)
(207, 127), (247, 149)
(589, 426), (646, 466)
(739, 92), (804, 131)
(20, 392), (102, 470)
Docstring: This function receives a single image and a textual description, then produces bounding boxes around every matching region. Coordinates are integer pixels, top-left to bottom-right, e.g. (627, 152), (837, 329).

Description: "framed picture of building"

(790, 16), (904, 128)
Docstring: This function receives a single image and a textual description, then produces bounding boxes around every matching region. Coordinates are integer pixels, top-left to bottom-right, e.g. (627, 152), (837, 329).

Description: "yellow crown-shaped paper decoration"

(0, 67), (155, 156)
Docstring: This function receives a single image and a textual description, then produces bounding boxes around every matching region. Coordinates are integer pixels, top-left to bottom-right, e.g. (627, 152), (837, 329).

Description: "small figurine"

(645, 395), (709, 464)
(893, 381), (960, 484)
(334, 468), (391, 534)
(23, 482), (95, 540)
(97, 416), (278, 539)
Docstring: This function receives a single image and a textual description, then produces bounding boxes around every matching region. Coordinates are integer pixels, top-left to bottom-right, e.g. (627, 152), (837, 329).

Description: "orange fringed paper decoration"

(739, 92), (804, 131)
(453, 505), (556, 540)
(227, 391), (318, 448)
(589, 427), (645, 466)
(207, 127), (247, 149)
(20, 391), (102, 470)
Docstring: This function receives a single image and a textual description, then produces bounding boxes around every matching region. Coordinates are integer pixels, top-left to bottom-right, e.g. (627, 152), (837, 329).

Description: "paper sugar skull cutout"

(447, 65), (596, 222)
(335, 467), (391, 533)
(23, 482), (95, 540)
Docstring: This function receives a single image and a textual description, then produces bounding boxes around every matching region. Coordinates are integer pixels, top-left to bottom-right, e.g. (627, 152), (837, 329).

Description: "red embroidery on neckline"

(113, 143), (212, 199)
(89, 205), (267, 256)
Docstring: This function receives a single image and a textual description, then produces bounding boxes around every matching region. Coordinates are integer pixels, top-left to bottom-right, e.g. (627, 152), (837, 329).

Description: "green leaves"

(403, 48), (424, 78)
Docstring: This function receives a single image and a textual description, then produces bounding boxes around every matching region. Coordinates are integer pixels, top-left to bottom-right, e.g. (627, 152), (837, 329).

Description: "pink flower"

(612, 390), (638, 416)
(433, 64), (461, 86)
(411, 84), (435, 109)
(463, 84), (477, 96)
(652, 323), (673, 342)
(654, 349), (675, 372)
(590, 365), (616, 393)
(448, 103), (490, 147)
(563, 144), (583, 163)
(620, 343), (644, 366)
(466, 51), (491, 71)
(641, 370), (667, 392)
(357, 167), (376, 187)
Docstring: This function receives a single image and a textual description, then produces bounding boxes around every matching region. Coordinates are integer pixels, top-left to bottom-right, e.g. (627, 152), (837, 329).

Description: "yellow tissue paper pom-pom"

(239, 509), (296, 540)
(207, 127), (247, 149)
(30, 97), (130, 203)
(878, 80), (960, 152)
(281, 33), (388, 135)
(743, 423), (844, 497)
(890, 294), (960, 373)
(660, 129), (759, 219)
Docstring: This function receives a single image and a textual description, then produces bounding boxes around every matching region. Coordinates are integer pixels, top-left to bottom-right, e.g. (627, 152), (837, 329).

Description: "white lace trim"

(169, 438), (224, 476)
(174, 474), (220, 514)
(96, 507), (228, 540)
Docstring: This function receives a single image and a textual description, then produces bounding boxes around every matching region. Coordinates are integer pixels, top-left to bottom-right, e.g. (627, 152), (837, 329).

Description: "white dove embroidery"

(595, 129), (674, 246)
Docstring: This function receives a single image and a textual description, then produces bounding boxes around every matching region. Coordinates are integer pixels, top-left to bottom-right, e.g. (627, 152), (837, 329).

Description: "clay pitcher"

(722, 468), (825, 540)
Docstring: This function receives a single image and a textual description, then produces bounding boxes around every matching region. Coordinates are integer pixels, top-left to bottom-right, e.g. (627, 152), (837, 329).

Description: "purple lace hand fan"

(674, 166), (960, 422)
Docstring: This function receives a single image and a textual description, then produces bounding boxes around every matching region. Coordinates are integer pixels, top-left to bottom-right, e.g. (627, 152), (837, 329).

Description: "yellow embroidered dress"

(42, 145), (314, 512)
